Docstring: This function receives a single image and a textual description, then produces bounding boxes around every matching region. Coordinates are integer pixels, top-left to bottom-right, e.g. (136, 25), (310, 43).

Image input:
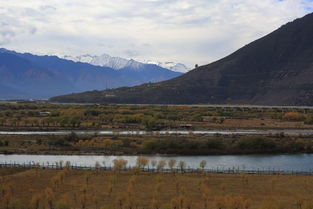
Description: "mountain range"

(63, 54), (191, 73)
(51, 12), (313, 106)
(0, 49), (181, 99)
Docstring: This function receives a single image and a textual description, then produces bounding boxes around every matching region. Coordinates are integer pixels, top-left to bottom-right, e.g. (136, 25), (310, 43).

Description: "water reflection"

(1, 154), (312, 172)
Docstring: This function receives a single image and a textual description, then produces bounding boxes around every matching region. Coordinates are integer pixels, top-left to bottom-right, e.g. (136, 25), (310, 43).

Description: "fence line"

(0, 162), (312, 176)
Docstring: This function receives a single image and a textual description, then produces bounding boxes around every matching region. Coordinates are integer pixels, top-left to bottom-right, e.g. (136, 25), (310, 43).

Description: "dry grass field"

(1, 168), (313, 209)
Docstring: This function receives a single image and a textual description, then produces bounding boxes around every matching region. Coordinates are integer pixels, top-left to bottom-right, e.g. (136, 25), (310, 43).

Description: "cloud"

(0, 0), (313, 67)
(0, 6), (37, 45)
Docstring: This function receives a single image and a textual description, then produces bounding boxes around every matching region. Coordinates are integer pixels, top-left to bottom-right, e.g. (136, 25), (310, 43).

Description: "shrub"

(207, 139), (225, 150)
(283, 112), (305, 121)
(236, 137), (277, 152)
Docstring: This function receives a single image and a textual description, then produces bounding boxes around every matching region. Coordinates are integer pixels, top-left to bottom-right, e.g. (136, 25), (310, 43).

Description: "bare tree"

(168, 159), (177, 171)
(200, 160), (207, 170)
(157, 160), (166, 171)
(179, 161), (186, 172)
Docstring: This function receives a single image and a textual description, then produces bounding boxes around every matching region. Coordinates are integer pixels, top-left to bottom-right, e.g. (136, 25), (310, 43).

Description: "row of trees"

(98, 157), (208, 172)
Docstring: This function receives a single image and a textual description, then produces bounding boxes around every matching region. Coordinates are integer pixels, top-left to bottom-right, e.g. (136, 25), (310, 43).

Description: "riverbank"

(1, 133), (313, 155)
(1, 168), (313, 209)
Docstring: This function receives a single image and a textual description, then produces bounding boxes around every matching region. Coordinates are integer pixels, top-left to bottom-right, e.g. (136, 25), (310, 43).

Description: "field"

(1, 167), (313, 209)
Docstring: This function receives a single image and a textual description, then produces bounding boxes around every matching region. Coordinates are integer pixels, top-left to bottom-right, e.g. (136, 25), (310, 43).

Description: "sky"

(1, 0), (313, 68)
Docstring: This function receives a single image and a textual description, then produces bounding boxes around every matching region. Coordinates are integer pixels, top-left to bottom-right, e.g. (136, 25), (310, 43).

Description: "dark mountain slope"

(51, 12), (313, 105)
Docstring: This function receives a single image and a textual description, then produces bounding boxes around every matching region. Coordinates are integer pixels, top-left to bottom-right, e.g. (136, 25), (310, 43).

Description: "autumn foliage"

(1, 167), (313, 209)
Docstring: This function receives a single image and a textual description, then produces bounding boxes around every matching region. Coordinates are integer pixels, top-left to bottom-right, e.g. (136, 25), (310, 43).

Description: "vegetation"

(1, 167), (313, 209)
(1, 103), (313, 131)
(2, 133), (313, 155)
(1, 103), (313, 155)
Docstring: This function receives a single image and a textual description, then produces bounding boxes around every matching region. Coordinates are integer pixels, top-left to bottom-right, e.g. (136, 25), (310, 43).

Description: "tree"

(171, 196), (180, 209)
(200, 160), (207, 170)
(113, 159), (128, 170)
(136, 157), (149, 169)
(30, 193), (41, 209)
(202, 187), (211, 209)
(157, 160), (166, 171)
(168, 159), (177, 171)
(115, 193), (126, 209)
(44, 187), (55, 209)
(79, 193), (87, 209)
(178, 161), (186, 172)
(151, 160), (157, 169)
(103, 139), (113, 148)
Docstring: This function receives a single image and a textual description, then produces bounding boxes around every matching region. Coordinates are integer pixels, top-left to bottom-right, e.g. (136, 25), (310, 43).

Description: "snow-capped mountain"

(64, 54), (143, 70)
(0, 48), (182, 99)
(142, 61), (191, 73)
(63, 54), (95, 64)
(63, 54), (190, 73)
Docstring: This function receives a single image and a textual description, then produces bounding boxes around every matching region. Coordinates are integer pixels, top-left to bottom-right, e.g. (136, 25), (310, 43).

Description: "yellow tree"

(115, 193), (126, 209)
(113, 159), (128, 171)
(30, 193), (42, 209)
(44, 187), (55, 209)
(171, 196), (180, 209)
(136, 157), (149, 170)
(79, 193), (87, 209)
(202, 187), (211, 209)
(152, 178), (162, 209)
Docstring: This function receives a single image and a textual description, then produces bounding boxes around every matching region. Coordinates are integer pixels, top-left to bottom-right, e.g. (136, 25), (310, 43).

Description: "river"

(1, 154), (313, 172)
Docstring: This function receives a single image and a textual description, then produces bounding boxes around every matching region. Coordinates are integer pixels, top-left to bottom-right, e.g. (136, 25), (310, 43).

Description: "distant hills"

(51, 12), (313, 106)
(0, 49), (181, 99)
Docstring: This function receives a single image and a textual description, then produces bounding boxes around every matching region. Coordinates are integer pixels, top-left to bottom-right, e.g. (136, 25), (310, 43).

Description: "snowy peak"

(124, 59), (146, 71)
(161, 62), (191, 73)
(143, 60), (191, 73)
(63, 53), (190, 73)
(91, 54), (130, 69)
(64, 54), (95, 63)
(63, 54), (142, 70)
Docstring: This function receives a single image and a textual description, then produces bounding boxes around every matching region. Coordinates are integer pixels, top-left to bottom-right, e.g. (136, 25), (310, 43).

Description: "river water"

(1, 154), (313, 172)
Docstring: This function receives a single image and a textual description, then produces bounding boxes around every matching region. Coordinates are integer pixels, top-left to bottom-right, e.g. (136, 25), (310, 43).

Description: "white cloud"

(0, 0), (313, 67)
